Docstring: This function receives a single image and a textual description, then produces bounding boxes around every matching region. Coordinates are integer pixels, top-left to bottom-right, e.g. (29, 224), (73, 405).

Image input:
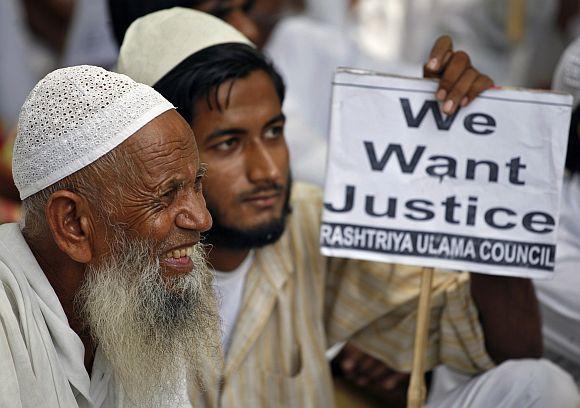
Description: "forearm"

(470, 274), (542, 364)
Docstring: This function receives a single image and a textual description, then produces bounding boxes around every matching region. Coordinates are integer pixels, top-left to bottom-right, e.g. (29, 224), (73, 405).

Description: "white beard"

(76, 233), (222, 407)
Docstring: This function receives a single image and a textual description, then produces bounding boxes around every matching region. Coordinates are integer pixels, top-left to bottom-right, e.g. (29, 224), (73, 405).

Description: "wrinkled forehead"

(123, 111), (199, 183)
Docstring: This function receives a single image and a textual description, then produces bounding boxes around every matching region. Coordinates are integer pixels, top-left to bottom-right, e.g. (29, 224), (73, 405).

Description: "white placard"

(321, 69), (573, 279)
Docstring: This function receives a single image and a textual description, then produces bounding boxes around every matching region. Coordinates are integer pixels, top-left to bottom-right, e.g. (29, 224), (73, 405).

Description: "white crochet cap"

(12, 65), (174, 200)
(553, 37), (580, 110)
(117, 7), (254, 86)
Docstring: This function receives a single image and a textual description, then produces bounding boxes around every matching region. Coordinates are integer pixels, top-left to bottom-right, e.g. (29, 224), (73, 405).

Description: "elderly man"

(116, 9), (580, 407)
(0, 65), (221, 407)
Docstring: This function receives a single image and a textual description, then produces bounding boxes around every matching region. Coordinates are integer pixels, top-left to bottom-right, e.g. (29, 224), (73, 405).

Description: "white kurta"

(536, 173), (580, 382)
(0, 223), (117, 408)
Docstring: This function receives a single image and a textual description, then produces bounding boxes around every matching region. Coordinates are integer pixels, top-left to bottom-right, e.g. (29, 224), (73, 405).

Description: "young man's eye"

(264, 126), (283, 140)
(214, 137), (238, 151)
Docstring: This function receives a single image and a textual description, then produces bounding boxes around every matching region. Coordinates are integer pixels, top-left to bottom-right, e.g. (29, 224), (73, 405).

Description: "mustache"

(237, 181), (285, 202)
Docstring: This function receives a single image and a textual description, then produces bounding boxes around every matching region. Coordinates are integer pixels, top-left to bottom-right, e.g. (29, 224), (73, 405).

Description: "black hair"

(153, 43), (285, 124)
(108, 0), (205, 46)
(566, 105), (580, 174)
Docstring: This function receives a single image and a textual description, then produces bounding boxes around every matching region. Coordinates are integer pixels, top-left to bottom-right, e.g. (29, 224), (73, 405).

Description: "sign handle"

(507, 0), (526, 43)
(407, 267), (435, 408)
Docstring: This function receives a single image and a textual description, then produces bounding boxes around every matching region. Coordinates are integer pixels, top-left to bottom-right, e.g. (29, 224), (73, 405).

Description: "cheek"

(202, 150), (247, 196)
(270, 142), (291, 180)
(124, 209), (175, 244)
(202, 168), (242, 222)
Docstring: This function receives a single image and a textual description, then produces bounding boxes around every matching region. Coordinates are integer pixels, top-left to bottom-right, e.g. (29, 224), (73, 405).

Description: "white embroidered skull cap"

(12, 65), (174, 200)
(553, 37), (580, 110)
(117, 7), (254, 86)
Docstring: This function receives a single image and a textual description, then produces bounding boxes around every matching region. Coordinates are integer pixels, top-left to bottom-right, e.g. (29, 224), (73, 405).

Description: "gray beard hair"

(75, 233), (222, 407)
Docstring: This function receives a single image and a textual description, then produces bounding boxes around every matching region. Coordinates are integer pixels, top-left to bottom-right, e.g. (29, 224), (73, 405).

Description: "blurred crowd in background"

(1, 0), (580, 223)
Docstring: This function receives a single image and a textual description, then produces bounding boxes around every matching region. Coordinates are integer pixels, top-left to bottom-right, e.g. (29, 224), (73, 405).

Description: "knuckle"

(455, 50), (469, 61)
(440, 75), (455, 88)
(448, 89), (464, 102)
(482, 75), (494, 87)
(464, 67), (478, 78)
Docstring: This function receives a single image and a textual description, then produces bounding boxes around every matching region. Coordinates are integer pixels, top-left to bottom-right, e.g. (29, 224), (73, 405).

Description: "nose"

(246, 141), (282, 184)
(226, 10), (260, 45)
(175, 191), (212, 234)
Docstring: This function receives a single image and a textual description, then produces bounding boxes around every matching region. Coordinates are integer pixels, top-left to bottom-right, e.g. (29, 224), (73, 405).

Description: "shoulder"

(289, 182), (323, 224)
(0, 224), (33, 325)
(290, 181), (323, 203)
(283, 182), (325, 260)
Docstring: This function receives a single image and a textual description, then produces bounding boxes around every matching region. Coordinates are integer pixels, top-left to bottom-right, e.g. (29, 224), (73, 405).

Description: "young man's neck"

(207, 245), (251, 272)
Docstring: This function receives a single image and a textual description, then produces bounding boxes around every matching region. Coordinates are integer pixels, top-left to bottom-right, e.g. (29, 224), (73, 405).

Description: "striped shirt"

(191, 182), (494, 407)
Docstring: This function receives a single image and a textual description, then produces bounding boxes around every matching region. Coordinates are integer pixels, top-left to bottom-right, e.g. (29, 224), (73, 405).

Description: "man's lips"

(160, 244), (196, 273)
(242, 191), (282, 208)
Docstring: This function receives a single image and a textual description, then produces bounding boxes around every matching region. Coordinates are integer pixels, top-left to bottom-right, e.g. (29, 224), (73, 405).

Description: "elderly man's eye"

(161, 189), (176, 199)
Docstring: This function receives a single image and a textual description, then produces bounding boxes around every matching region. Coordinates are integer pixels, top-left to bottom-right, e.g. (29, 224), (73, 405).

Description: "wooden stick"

(507, 0), (526, 43)
(407, 267), (435, 408)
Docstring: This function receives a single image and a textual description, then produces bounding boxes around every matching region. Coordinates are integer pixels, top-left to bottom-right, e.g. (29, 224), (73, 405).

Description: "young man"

(118, 9), (579, 407)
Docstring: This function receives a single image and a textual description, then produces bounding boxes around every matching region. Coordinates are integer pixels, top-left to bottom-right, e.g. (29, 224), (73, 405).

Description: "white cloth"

(212, 251), (254, 354)
(535, 173), (580, 382)
(437, 0), (567, 87)
(264, 16), (419, 186)
(117, 8), (253, 87)
(428, 360), (579, 407)
(0, 0), (58, 129)
(303, 0), (348, 27)
(553, 36), (580, 110)
(0, 223), (118, 408)
(0, 0), (121, 132)
(62, 0), (118, 69)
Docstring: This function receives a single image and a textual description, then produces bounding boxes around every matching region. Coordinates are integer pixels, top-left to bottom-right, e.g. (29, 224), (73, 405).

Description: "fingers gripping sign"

(336, 342), (411, 398)
(424, 36), (494, 116)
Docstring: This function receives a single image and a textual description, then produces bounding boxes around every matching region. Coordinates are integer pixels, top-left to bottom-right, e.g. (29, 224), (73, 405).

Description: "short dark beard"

(203, 176), (293, 250)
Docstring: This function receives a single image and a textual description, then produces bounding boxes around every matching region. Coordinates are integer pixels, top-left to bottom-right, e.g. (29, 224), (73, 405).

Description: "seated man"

(535, 36), (580, 382)
(117, 9), (580, 407)
(0, 66), (221, 407)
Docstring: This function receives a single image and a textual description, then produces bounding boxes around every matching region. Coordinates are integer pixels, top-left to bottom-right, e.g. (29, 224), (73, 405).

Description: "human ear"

(45, 190), (94, 263)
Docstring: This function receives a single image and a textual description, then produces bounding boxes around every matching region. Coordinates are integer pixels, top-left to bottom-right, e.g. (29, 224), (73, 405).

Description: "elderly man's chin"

(76, 233), (222, 406)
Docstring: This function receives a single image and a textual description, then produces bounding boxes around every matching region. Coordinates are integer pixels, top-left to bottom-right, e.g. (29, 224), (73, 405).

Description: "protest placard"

(321, 68), (572, 279)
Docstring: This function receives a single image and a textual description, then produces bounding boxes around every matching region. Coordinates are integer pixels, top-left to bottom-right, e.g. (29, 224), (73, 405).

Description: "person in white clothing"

(429, 36), (580, 397)
(535, 36), (580, 383)
(0, 65), (221, 407)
